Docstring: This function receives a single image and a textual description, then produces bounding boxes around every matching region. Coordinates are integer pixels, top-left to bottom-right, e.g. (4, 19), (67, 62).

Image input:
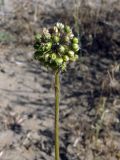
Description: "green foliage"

(33, 23), (80, 71)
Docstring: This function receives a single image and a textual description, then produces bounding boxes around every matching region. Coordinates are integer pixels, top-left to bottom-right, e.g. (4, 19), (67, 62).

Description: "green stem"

(55, 70), (60, 160)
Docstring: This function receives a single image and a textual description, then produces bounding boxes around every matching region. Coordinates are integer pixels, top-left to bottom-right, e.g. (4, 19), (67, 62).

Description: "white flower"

(56, 22), (64, 29)
(53, 26), (58, 33)
(43, 28), (51, 38)
(69, 33), (74, 38)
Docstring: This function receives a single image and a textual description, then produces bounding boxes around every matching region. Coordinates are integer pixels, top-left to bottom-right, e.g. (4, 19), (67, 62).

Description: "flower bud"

(72, 37), (79, 44)
(53, 26), (58, 33)
(64, 36), (70, 43)
(74, 54), (79, 60)
(52, 36), (59, 43)
(35, 34), (41, 41)
(44, 54), (50, 61)
(56, 23), (64, 30)
(64, 25), (71, 33)
(64, 45), (69, 52)
(72, 54), (79, 61)
(72, 44), (79, 52)
(51, 53), (57, 60)
(45, 33), (51, 40)
(58, 45), (65, 53)
(69, 33), (74, 39)
(56, 57), (63, 65)
(62, 63), (66, 71)
(43, 28), (51, 40)
(63, 55), (69, 62)
(45, 42), (52, 50)
(68, 50), (74, 57)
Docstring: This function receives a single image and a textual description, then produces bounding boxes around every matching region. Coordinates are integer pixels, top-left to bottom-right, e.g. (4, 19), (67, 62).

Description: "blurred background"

(0, 0), (120, 160)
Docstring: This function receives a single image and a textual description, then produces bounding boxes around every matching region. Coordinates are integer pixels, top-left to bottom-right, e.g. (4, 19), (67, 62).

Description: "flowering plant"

(33, 23), (79, 160)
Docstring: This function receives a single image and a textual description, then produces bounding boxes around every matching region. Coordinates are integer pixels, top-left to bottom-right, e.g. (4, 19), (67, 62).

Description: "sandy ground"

(0, 45), (55, 160)
(0, 44), (120, 160)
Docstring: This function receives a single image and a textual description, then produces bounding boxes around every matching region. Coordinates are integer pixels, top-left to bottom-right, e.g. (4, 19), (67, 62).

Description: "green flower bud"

(45, 42), (52, 50)
(74, 54), (79, 60)
(35, 34), (41, 41)
(64, 45), (69, 52)
(71, 54), (79, 61)
(72, 37), (79, 44)
(44, 54), (50, 61)
(40, 45), (46, 52)
(58, 45), (65, 53)
(68, 50), (74, 57)
(64, 36), (70, 43)
(72, 44), (79, 52)
(51, 53), (57, 60)
(63, 55), (69, 62)
(64, 25), (71, 33)
(61, 62), (66, 71)
(56, 57), (63, 65)
(53, 36), (59, 43)
(45, 34), (51, 40)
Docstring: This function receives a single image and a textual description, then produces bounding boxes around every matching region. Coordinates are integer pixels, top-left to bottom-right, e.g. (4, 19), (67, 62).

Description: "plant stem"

(55, 70), (60, 160)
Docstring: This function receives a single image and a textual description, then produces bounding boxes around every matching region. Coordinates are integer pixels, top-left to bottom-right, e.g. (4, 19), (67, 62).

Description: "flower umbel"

(34, 23), (79, 71)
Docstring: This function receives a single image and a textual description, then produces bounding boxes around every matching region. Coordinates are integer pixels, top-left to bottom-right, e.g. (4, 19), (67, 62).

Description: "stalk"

(55, 70), (60, 160)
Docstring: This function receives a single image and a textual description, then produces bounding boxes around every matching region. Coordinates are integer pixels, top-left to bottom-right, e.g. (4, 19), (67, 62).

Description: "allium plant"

(33, 23), (79, 160)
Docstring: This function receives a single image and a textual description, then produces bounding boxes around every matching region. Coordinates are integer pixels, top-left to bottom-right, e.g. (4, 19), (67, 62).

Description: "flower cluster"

(33, 23), (79, 71)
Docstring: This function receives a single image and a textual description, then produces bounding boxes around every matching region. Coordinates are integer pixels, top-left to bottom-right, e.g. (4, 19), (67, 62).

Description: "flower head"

(33, 23), (79, 71)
